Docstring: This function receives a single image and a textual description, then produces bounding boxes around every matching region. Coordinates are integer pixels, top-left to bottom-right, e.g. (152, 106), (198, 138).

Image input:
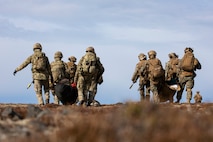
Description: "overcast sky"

(0, 0), (212, 104)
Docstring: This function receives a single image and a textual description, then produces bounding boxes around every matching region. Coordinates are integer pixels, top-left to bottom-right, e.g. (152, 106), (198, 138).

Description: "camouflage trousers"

(34, 79), (50, 105)
(77, 75), (92, 103)
(88, 79), (98, 103)
(150, 83), (160, 103)
(176, 76), (194, 102)
(50, 89), (59, 104)
(138, 83), (150, 101)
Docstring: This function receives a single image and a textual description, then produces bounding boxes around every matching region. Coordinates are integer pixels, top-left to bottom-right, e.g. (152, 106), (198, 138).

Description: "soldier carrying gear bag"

(13, 43), (53, 105)
(50, 51), (69, 104)
(73, 46), (104, 106)
(175, 47), (201, 104)
(147, 50), (165, 103)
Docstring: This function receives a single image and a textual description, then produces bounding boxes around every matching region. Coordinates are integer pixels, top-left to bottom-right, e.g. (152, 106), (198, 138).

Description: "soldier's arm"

(15, 55), (32, 72)
(46, 57), (53, 83)
(131, 64), (139, 83)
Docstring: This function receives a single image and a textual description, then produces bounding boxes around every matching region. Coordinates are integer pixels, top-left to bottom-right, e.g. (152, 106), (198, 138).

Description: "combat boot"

(145, 95), (150, 102)
(186, 99), (190, 104)
(45, 99), (49, 104)
(37, 94), (44, 105)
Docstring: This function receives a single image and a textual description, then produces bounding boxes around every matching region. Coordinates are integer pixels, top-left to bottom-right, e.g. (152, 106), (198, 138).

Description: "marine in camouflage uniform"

(165, 53), (180, 84)
(194, 91), (202, 103)
(176, 47), (201, 103)
(73, 46), (103, 106)
(50, 51), (69, 104)
(88, 57), (104, 106)
(13, 43), (53, 105)
(131, 53), (150, 101)
(147, 50), (164, 103)
(67, 56), (77, 84)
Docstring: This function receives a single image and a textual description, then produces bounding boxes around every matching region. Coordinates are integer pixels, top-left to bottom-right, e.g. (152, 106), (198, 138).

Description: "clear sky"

(0, 0), (212, 104)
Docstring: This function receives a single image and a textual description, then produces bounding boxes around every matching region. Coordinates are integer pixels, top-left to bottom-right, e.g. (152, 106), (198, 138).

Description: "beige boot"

(37, 94), (44, 105)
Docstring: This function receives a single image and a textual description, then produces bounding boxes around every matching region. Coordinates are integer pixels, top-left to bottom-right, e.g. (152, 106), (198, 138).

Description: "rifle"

(129, 83), (135, 89)
(27, 81), (34, 89)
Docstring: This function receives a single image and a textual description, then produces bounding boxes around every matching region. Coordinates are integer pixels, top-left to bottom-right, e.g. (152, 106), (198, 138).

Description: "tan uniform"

(194, 92), (202, 103)
(50, 58), (68, 104)
(15, 50), (52, 105)
(88, 57), (104, 104)
(148, 58), (164, 103)
(74, 51), (104, 106)
(176, 50), (201, 103)
(132, 60), (150, 101)
(67, 61), (77, 84)
(165, 57), (179, 82)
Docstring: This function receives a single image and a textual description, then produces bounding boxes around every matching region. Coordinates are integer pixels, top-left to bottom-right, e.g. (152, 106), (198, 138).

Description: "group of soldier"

(131, 47), (202, 104)
(13, 43), (202, 105)
(13, 43), (104, 106)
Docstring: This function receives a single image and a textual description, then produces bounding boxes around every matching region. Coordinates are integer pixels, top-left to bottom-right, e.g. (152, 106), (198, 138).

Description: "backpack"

(180, 52), (195, 71)
(33, 52), (47, 71)
(81, 52), (97, 74)
(149, 59), (164, 78)
(51, 61), (66, 83)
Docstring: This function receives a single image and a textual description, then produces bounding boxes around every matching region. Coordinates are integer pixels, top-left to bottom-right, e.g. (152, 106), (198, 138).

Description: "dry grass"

(1, 102), (213, 142)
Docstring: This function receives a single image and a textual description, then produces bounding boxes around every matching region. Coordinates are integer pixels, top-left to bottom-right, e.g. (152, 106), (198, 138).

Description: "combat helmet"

(148, 50), (157, 56)
(169, 53), (178, 58)
(54, 51), (63, 58)
(68, 56), (77, 62)
(138, 53), (147, 60)
(184, 47), (194, 53)
(33, 43), (42, 51)
(86, 46), (95, 53)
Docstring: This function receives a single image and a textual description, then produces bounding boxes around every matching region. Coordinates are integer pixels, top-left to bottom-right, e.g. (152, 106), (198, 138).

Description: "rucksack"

(51, 61), (66, 83)
(180, 52), (195, 71)
(33, 52), (47, 71)
(81, 52), (97, 74)
(149, 59), (164, 78)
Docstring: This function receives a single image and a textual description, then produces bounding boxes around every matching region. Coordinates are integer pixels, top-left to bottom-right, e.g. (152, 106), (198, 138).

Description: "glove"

(71, 82), (77, 88)
(13, 70), (17, 76)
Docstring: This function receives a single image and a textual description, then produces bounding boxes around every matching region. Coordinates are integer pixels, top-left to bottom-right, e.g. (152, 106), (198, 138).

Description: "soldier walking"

(175, 47), (202, 103)
(131, 53), (150, 101)
(13, 43), (53, 105)
(50, 51), (69, 104)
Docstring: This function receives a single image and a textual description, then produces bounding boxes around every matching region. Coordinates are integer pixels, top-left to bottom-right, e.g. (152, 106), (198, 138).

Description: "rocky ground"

(0, 102), (213, 142)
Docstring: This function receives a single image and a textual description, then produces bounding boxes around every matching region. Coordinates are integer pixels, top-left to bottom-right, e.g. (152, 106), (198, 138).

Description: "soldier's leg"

(145, 83), (151, 101)
(51, 89), (59, 104)
(43, 80), (50, 104)
(34, 80), (44, 105)
(139, 83), (145, 101)
(186, 78), (194, 103)
(176, 89), (184, 103)
(150, 83), (159, 103)
(175, 77), (186, 103)
(77, 76), (86, 105)
(88, 80), (97, 105)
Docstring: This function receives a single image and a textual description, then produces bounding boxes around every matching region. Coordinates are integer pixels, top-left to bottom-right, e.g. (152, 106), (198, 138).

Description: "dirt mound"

(0, 102), (212, 142)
